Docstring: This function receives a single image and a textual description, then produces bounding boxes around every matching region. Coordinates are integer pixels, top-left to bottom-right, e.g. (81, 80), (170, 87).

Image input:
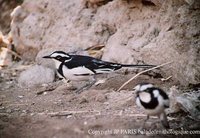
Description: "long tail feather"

(121, 64), (156, 68)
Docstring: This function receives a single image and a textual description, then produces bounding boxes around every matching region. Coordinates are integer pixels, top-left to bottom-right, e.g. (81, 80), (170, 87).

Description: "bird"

(134, 83), (170, 129)
(43, 51), (156, 93)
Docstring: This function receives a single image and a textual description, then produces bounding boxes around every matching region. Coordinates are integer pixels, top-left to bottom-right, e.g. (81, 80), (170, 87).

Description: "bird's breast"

(139, 92), (151, 103)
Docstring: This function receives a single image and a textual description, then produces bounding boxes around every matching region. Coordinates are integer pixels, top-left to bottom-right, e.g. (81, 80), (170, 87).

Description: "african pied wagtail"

(134, 83), (170, 129)
(43, 51), (156, 93)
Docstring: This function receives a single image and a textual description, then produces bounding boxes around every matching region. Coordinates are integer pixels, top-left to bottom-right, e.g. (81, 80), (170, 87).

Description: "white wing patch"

(139, 92), (151, 103)
(69, 66), (94, 75)
(95, 68), (114, 73)
(153, 90), (159, 98)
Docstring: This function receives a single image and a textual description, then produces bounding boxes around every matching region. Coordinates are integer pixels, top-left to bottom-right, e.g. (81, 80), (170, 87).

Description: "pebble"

(18, 95), (24, 98)
(95, 94), (107, 103)
(79, 97), (88, 104)
(43, 92), (47, 95)
(6, 109), (12, 113)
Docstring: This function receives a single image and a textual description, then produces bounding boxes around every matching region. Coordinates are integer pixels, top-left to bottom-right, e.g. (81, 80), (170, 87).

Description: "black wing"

(156, 88), (169, 100)
(63, 55), (122, 73)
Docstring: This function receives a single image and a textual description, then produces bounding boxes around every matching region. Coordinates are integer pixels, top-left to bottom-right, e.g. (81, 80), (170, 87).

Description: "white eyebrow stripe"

(140, 84), (153, 91)
(51, 53), (69, 58)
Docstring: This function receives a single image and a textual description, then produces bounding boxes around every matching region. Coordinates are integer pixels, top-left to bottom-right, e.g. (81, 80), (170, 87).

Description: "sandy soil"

(0, 64), (199, 138)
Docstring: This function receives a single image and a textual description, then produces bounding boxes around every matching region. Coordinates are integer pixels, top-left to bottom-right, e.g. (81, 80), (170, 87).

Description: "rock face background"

(10, 0), (200, 86)
(0, 0), (24, 34)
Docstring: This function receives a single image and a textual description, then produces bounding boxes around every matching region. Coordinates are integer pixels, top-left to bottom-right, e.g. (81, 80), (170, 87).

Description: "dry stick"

(161, 75), (172, 81)
(117, 61), (173, 92)
(2, 47), (22, 59)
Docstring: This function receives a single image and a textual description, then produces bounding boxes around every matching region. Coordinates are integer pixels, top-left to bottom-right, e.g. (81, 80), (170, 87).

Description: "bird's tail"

(121, 64), (156, 68)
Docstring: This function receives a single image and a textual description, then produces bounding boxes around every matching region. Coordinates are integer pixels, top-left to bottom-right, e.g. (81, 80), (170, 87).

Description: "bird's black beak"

(42, 55), (51, 59)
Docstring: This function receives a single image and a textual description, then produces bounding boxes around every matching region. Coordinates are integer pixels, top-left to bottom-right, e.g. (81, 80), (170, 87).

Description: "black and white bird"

(134, 83), (170, 129)
(43, 51), (156, 93)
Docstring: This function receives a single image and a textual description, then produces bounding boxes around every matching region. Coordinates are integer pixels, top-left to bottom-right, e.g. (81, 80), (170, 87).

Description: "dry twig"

(1, 47), (22, 59)
(161, 76), (172, 81)
(117, 61), (173, 91)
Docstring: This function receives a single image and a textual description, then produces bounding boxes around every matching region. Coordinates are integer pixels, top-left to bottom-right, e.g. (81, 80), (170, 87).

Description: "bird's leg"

(75, 76), (96, 94)
(62, 78), (70, 83)
(140, 115), (149, 129)
(159, 112), (170, 129)
(150, 116), (161, 129)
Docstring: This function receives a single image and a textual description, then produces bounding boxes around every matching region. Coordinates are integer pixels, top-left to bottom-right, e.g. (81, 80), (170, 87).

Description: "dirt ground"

(0, 63), (200, 138)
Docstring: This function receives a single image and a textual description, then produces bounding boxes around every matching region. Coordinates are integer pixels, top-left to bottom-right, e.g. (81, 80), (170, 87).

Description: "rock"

(102, 0), (200, 86)
(10, 5), (38, 61)
(176, 89), (200, 120)
(0, 32), (13, 67)
(18, 65), (55, 87)
(167, 86), (181, 113)
(0, 0), (23, 34)
(0, 46), (12, 67)
(10, 0), (200, 86)
(83, 0), (113, 8)
(35, 49), (58, 68)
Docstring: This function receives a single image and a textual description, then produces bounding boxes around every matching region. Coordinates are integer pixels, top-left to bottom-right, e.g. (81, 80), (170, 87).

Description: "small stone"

(95, 94), (107, 103)
(103, 102), (109, 105)
(22, 110), (27, 113)
(66, 115), (72, 118)
(13, 108), (20, 111)
(84, 121), (88, 125)
(79, 97), (89, 104)
(18, 65), (55, 87)
(6, 109), (12, 113)
(0, 107), (5, 110)
(18, 95), (24, 98)
(43, 92), (47, 95)
(30, 113), (35, 116)
(54, 99), (63, 106)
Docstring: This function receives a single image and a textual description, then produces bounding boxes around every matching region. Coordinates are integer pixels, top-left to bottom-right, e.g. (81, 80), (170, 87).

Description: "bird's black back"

(63, 55), (122, 73)
(152, 87), (169, 100)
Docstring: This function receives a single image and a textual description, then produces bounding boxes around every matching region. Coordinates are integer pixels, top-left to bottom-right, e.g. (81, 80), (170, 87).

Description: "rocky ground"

(0, 62), (200, 138)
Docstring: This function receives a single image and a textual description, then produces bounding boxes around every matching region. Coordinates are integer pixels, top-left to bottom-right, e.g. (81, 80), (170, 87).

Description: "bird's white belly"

(62, 66), (94, 81)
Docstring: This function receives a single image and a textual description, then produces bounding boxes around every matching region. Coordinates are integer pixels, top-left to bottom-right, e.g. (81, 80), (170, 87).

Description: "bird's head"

(43, 51), (72, 63)
(133, 83), (154, 104)
(133, 83), (154, 93)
